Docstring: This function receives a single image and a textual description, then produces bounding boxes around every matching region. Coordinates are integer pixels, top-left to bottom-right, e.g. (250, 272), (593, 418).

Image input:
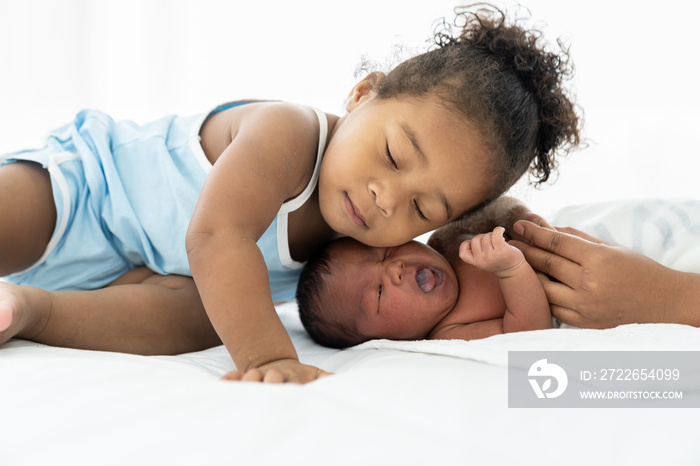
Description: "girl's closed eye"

(413, 199), (428, 221)
(384, 144), (398, 169)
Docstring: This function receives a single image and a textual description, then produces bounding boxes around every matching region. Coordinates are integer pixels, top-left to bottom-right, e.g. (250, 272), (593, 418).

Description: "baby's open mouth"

(416, 267), (443, 293)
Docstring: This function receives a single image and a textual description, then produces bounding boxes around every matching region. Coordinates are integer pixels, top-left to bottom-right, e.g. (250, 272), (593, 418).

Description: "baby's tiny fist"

(459, 240), (473, 261)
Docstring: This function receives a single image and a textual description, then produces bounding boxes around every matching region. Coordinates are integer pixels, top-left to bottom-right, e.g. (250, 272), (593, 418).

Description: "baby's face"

(318, 93), (491, 247)
(324, 238), (459, 340)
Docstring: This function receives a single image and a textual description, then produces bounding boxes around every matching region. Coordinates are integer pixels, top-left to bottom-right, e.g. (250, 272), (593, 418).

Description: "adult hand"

(501, 202), (553, 240)
(510, 221), (700, 328)
(222, 358), (332, 384)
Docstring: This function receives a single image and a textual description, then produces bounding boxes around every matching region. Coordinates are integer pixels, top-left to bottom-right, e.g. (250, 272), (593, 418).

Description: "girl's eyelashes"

(378, 284), (382, 300)
(384, 144), (398, 169)
(383, 143), (427, 222)
(413, 199), (428, 221)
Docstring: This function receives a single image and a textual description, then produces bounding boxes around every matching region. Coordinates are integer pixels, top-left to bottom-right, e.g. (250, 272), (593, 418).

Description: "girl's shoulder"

(200, 101), (330, 166)
(198, 101), (335, 215)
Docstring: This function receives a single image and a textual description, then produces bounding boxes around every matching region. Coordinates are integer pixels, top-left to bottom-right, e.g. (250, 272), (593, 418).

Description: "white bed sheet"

(3, 198), (700, 466)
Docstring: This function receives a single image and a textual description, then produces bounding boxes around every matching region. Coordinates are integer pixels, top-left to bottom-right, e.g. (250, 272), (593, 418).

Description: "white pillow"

(551, 198), (700, 273)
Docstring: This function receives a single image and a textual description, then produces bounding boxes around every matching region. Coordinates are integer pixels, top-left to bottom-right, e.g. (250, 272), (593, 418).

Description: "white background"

(1, 0), (699, 218)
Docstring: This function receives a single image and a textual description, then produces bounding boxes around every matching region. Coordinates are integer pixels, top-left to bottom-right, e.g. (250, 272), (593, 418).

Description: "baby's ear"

(344, 71), (386, 112)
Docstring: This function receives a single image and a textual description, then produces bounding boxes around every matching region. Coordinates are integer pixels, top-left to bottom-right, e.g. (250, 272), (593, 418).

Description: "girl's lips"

(344, 193), (367, 228)
(415, 266), (444, 293)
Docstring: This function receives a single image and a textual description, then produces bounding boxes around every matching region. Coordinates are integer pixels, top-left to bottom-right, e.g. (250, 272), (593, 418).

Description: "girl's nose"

(368, 180), (399, 217)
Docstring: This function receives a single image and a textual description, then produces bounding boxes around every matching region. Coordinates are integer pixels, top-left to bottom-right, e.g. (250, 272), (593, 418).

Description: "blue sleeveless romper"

(0, 101), (327, 301)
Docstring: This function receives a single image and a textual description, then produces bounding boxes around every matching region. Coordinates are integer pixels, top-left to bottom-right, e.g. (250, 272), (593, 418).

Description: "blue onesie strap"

(275, 106), (328, 270)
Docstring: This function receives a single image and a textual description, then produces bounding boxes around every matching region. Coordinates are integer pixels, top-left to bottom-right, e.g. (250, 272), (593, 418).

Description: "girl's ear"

(344, 71), (386, 112)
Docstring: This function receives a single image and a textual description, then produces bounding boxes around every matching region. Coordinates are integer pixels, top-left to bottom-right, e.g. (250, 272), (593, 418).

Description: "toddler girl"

(0, 5), (580, 383)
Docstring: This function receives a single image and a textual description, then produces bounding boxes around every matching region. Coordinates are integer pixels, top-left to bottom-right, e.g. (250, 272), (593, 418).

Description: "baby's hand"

(221, 358), (332, 384)
(459, 226), (525, 277)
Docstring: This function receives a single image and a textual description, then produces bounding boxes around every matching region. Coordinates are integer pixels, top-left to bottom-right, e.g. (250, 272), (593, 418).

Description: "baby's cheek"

(394, 291), (424, 313)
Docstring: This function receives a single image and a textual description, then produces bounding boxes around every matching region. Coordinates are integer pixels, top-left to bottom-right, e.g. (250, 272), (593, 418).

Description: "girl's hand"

(459, 226), (525, 277)
(510, 220), (700, 328)
(222, 359), (332, 384)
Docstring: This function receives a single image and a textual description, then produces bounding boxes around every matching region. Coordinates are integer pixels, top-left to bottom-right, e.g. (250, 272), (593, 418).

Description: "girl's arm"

(459, 227), (552, 333)
(186, 103), (330, 383)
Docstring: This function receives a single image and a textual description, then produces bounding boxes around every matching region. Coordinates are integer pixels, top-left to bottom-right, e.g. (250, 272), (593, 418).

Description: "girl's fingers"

(262, 369), (285, 384)
(222, 371), (243, 381)
(241, 368), (264, 382)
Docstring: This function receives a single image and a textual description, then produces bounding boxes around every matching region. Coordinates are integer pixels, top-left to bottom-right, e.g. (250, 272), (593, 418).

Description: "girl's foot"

(0, 282), (50, 346)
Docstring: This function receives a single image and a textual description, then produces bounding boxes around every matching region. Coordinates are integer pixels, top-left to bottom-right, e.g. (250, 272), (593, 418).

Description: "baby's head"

(296, 237), (459, 348)
(319, 5), (581, 248)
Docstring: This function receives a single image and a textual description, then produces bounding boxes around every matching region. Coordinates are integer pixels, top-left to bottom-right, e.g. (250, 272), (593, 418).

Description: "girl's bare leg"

(0, 268), (221, 355)
(0, 162), (56, 275)
(0, 161), (221, 355)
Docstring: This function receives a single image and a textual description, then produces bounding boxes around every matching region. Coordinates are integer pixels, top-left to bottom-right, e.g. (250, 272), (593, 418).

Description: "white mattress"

(4, 198), (700, 465)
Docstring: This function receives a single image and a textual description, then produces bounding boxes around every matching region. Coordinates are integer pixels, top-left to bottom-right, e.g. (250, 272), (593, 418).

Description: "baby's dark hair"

(296, 240), (367, 349)
(372, 4), (581, 204)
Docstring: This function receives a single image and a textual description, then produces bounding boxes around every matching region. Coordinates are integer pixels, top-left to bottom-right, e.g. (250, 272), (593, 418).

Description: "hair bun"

(436, 4), (581, 184)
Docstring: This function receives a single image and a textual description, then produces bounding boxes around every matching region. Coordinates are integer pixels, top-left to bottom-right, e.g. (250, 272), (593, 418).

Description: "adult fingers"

(521, 212), (554, 230)
(511, 240), (580, 283)
(507, 213), (553, 241)
(534, 271), (579, 307)
(513, 221), (593, 263)
(555, 226), (615, 246)
(550, 304), (584, 328)
(550, 303), (608, 329)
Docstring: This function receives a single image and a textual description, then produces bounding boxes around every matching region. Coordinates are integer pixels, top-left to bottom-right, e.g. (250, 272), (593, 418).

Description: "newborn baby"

(296, 224), (552, 348)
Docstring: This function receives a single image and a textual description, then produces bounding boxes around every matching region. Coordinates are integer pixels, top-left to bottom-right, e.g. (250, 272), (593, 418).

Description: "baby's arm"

(187, 103), (329, 383)
(460, 227), (552, 333)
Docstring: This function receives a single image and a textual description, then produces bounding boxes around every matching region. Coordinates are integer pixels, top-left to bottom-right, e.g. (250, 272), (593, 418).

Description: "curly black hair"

(374, 4), (581, 198)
